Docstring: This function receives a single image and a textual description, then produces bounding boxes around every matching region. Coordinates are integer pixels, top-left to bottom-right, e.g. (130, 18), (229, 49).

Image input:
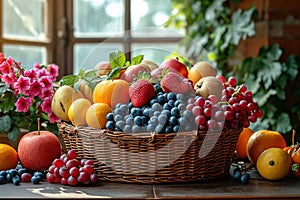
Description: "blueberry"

(18, 168), (28, 176)
(123, 125), (132, 133)
(128, 102), (134, 110)
(12, 175), (20, 186)
(149, 98), (159, 106)
(106, 121), (116, 130)
(168, 100), (175, 107)
(141, 116), (148, 125)
(161, 110), (171, 118)
(158, 115), (167, 125)
(182, 110), (193, 118)
(116, 120), (126, 130)
(33, 171), (44, 179)
(124, 114), (131, 121)
(155, 124), (165, 134)
(6, 173), (13, 183)
(171, 107), (180, 117)
(131, 107), (143, 117)
(106, 113), (114, 121)
(177, 103), (186, 111)
(240, 173), (250, 184)
(149, 116), (158, 125)
(232, 170), (242, 181)
(147, 124), (155, 132)
(153, 111), (161, 117)
(163, 103), (172, 111)
(167, 92), (176, 101)
(154, 84), (162, 93)
(169, 116), (178, 126)
(113, 108), (123, 116)
(178, 117), (188, 125)
(0, 171), (7, 178)
(134, 116), (143, 126)
(165, 126), (173, 133)
(176, 93), (185, 101)
(132, 125), (143, 133)
(9, 169), (18, 177)
(174, 100), (183, 107)
(114, 114), (123, 122)
(31, 175), (41, 184)
(173, 125), (180, 133)
(0, 175), (5, 184)
(120, 104), (129, 114)
(125, 117), (134, 126)
(157, 92), (164, 96)
(152, 103), (163, 112)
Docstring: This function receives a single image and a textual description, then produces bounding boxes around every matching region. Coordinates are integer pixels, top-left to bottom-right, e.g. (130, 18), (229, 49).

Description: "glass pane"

(2, 44), (46, 69)
(74, 43), (124, 74)
(2, 0), (46, 40)
(131, 0), (183, 37)
(131, 43), (179, 64)
(73, 0), (124, 38)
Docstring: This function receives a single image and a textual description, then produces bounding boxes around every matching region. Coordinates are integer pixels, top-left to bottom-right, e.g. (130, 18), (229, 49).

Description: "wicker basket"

(58, 122), (242, 184)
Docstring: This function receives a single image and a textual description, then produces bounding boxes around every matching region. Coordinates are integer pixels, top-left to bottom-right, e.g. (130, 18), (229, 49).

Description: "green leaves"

(0, 115), (11, 133)
(109, 51), (126, 68)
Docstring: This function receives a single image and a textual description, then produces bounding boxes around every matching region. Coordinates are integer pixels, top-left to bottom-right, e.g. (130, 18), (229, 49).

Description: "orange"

(235, 127), (254, 159)
(93, 79), (129, 108)
(256, 147), (292, 180)
(86, 103), (112, 129)
(68, 98), (92, 126)
(0, 143), (18, 170)
(246, 130), (286, 164)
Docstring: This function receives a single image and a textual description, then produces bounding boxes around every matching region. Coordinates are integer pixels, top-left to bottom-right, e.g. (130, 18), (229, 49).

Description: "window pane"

(2, 0), (46, 40)
(74, 43), (123, 74)
(3, 44), (46, 68)
(131, 43), (178, 64)
(131, 0), (183, 37)
(73, 0), (124, 38)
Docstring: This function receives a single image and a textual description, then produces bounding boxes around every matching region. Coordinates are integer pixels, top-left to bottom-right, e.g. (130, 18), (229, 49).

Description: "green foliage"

(166, 0), (300, 133)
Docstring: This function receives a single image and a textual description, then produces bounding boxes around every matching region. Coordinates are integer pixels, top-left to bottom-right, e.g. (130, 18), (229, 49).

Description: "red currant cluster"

(46, 150), (98, 186)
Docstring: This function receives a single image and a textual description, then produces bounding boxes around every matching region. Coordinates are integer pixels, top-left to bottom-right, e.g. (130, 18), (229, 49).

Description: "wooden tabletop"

(1, 167), (300, 199)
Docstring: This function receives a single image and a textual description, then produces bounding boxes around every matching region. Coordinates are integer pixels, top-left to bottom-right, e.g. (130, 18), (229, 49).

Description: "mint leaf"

(106, 67), (126, 80)
(0, 115), (11, 133)
(60, 75), (79, 87)
(109, 51), (126, 68)
(131, 55), (144, 65)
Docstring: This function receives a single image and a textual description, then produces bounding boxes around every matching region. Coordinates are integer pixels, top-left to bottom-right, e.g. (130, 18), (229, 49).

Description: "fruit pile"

(52, 51), (263, 135)
(0, 168), (45, 185)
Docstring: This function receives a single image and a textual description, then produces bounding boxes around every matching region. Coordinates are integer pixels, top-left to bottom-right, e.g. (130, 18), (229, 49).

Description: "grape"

(82, 165), (94, 175)
(66, 159), (79, 169)
(67, 176), (78, 186)
(46, 173), (56, 183)
(228, 76), (237, 86)
(60, 177), (68, 185)
(59, 167), (69, 178)
(53, 158), (64, 168)
(77, 172), (89, 183)
(90, 174), (98, 183)
(67, 149), (77, 160)
(208, 95), (218, 104)
(84, 160), (94, 166)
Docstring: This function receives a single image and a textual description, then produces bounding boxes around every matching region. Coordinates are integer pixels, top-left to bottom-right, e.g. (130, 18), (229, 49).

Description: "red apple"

(18, 130), (62, 171)
(160, 57), (188, 78)
(121, 63), (151, 83)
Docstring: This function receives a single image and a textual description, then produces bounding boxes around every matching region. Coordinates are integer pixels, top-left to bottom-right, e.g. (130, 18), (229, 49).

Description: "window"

(0, 0), (182, 76)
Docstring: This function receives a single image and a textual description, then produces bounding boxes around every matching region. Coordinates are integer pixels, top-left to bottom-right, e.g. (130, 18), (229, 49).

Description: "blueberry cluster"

(0, 167), (45, 185)
(106, 86), (197, 134)
(232, 167), (250, 184)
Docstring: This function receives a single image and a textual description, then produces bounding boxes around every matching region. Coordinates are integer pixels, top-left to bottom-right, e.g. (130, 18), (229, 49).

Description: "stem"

(292, 129), (296, 146)
(37, 117), (40, 135)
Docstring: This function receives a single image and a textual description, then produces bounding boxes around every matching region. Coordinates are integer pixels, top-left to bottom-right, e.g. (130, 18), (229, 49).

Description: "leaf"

(276, 90), (286, 100)
(275, 113), (292, 133)
(8, 126), (21, 142)
(131, 55), (144, 65)
(254, 89), (277, 106)
(258, 61), (282, 89)
(60, 75), (79, 87)
(0, 115), (12, 133)
(106, 66), (126, 80)
(0, 93), (16, 113)
(109, 51), (126, 68)
(0, 82), (9, 95)
(205, 0), (226, 21)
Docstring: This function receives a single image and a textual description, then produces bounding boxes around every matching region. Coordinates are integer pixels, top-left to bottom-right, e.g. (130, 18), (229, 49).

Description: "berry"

(232, 170), (242, 181)
(67, 149), (77, 160)
(31, 175), (41, 184)
(53, 158), (64, 168)
(160, 72), (194, 94)
(12, 175), (20, 186)
(240, 173), (250, 184)
(67, 176), (78, 186)
(0, 176), (5, 184)
(129, 78), (155, 108)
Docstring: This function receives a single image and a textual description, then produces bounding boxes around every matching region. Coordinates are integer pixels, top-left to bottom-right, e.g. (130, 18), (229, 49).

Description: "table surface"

(1, 167), (300, 200)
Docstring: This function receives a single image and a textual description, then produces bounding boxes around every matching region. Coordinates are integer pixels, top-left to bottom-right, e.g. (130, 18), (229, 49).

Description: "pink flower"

(0, 60), (13, 74)
(48, 112), (60, 123)
(1, 72), (17, 87)
(40, 97), (53, 114)
(14, 75), (30, 94)
(33, 62), (40, 70)
(24, 69), (37, 79)
(28, 80), (44, 96)
(15, 97), (33, 112)
(39, 76), (52, 89)
(6, 56), (14, 66)
(37, 68), (49, 78)
(47, 64), (59, 80)
(38, 88), (53, 99)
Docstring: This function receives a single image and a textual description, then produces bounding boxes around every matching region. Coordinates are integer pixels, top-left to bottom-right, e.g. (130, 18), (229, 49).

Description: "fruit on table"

(68, 98), (92, 126)
(256, 147), (292, 180)
(121, 64), (151, 83)
(160, 71), (194, 94)
(0, 144), (18, 171)
(93, 79), (130, 108)
(246, 130), (286, 164)
(51, 85), (84, 122)
(194, 76), (224, 101)
(78, 80), (94, 103)
(18, 128), (62, 171)
(160, 57), (188, 78)
(141, 59), (159, 71)
(86, 103), (113, 129)
(94, 61), (110, 76)
(235, 128), (254, 159)
(188, 61), (216, 86)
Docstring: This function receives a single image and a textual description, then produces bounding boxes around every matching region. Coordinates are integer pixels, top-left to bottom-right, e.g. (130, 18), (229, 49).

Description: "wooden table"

(1, 168), (300, 199)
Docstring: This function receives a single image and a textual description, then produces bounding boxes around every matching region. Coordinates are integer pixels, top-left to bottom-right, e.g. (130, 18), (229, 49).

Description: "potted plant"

(0, 53), (60, 149)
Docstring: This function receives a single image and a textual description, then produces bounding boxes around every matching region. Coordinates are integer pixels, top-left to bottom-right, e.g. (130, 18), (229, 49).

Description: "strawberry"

(160, 72), (194, 94)
(129, 73), (155, 108)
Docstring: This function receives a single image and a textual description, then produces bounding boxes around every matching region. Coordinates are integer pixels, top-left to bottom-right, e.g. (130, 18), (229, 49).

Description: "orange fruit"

(235, 127), (254, 159)
(0, 143), (18, 170)
(93, 79), (129, 108)
(68, 98), (92, 126)
(246, 130), (286, 164)
(86, 103), (112, 129)
(256, 147), (292, 180)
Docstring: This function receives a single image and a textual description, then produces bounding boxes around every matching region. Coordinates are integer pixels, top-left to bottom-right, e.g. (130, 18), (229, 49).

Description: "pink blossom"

(33, 62), (40, 70)
(6, 56), (14, 66)
(39, 76), (52, 89)
(40, 97), (53, 114)
(15, 97), (33, 112)
(37, 68), (49, 78)
(48, 112), (60, 123)
(14, 75), (30, 94)
(0, 61), (13, 74)
(24, 69), (37, 79)
(38, 88), (53, 99)
(47, 64), (59, 80)
(1, 72), (17, 86)
(28, 80), (44, 96)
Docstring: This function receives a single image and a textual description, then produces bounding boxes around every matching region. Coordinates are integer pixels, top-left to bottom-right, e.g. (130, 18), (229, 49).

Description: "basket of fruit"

(55, 52), (263, 184)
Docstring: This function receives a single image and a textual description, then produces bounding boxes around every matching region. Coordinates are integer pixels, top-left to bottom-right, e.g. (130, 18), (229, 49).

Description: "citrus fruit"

(256, 147), (292, 180)
(246, 130), (286, 164)
(0, 143), (18, 170)
(68, 98), (92, 126)
(86, 103), (112, 129)
(93, 79), (129, 108)
(235, 127), (254, 159)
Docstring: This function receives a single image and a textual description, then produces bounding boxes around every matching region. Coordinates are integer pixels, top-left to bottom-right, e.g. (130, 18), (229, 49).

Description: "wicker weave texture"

(58, 122), (242, 184)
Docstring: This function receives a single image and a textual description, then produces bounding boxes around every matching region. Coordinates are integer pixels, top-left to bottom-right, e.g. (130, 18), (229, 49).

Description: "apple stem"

(37, 117), (40, 135)
(292, 129), (296, 146)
